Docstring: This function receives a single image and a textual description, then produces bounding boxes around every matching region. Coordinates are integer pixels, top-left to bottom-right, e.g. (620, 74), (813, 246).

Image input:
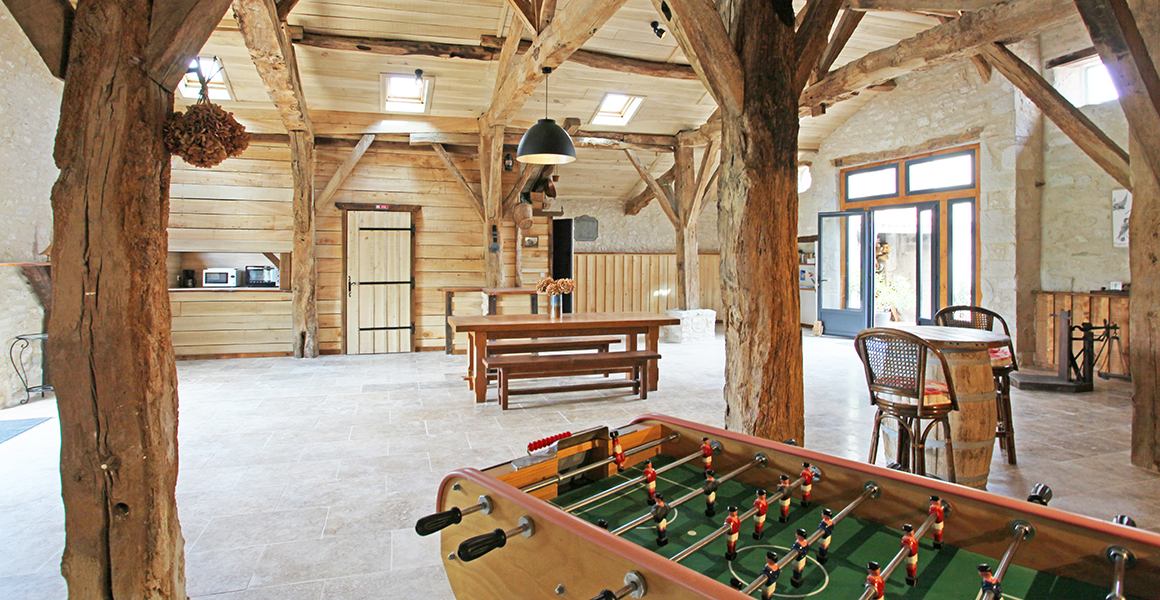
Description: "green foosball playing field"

(549, 454), (1140, 599)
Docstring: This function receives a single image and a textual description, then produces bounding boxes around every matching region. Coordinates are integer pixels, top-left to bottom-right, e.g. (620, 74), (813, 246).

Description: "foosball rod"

(980, 521), (1035, 600)
(740, 481), (882, 595)
(671, 473), (816, 564)
(522, 432), (681, 494)
(1104, 545), (1136, 600)
(610, 453), (769, 536)
(564, 442), (719, 513)
(855, 507), (942, 600)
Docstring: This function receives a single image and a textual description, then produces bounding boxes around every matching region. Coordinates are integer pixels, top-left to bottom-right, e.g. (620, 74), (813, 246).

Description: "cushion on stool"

(922, 380), (951, 407)
(989, 347), (1013, 368)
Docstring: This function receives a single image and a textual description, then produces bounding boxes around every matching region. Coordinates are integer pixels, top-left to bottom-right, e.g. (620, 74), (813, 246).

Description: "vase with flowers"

(536, 277), (575, 318)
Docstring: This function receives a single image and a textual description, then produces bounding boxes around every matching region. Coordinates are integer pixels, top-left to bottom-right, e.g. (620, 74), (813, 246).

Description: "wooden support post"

(674, 142), (699, 310)
(47, 0), (231, 596)
(480, 125), (505, 287)
(1075, 0), (1160, 471)
(290, 130), (317, 358)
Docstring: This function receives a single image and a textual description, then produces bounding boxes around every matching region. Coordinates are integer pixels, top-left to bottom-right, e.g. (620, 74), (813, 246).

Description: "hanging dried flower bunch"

(164, 59), (249, 168)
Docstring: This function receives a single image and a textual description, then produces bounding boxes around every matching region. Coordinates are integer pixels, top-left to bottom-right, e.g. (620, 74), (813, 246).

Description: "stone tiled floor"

(0, 330), (1157, 599)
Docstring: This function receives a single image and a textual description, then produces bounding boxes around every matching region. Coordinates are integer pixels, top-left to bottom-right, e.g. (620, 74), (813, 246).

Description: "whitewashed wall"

(561, 196), (720, 253)
(0, 5), (62, 408)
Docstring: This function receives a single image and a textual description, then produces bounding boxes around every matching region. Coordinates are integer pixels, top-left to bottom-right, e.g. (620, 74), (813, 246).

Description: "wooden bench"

(482, 350), (661, 409)
(486, 336), (622, 356)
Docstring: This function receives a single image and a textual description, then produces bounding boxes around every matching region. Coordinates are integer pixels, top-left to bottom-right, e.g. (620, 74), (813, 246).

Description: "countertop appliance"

(245, 266), (279, 288)
(203, 268), (240, 288)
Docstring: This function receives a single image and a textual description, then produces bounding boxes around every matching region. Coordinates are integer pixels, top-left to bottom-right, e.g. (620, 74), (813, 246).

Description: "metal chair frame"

(855, 328), (958, 484)
(934, 304), (1018, 464)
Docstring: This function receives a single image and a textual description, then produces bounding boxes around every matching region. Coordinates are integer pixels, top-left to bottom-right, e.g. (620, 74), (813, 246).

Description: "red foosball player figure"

(777, 475), (792, 523)
(799, 462), (815, 507)
(724, 506), (741, 560)
(978, 563), (1002, 598)
(701, 437), (714, 470)
(816, 508), (834, 564)
(865, 561), (885, 599)
(610, 431), (626, 472)
(929, 495), (945, 550)
(752, 489), (769, 539)
(901, 523), (919, 586)
(703, 470), (720, 517)
(651, 493), (670, 547)
(790, 528), (810, 588)
(643, 459), (658, 505)
(759, 551), (781, 600)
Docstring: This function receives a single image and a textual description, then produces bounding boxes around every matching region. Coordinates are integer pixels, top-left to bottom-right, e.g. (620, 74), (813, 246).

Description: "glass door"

(817, 210), (873, 337)
(870, 204), (939, 326)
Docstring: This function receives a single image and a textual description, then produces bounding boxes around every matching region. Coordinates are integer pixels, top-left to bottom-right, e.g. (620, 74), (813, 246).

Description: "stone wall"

(561, 197), (720, 254)
(0, 5), (63, 408)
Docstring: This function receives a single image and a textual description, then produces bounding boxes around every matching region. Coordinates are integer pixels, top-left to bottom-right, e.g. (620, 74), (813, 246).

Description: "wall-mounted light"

(503, 153), (515, 172)
(414, 69), (424, 83)
(650, 21), (667, 39)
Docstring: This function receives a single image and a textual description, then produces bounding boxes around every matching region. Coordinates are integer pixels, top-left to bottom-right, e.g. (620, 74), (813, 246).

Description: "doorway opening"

(344, 209), (415, 354)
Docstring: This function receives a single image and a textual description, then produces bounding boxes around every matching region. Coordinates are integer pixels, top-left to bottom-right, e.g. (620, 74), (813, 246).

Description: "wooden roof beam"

(409, 131), (676, 152)
(794, 0), (846, 90)
(648, 0), (744, 116)
(481, 0), (630, 129)
(799, 0), (1076, 116)
(432, 143), (486, 221)
(934, 14), (992, 83)
(505, 0), (538, 33)
(274, 0), (300, 21)
(1, 0), (73, 79)
(148, 0), (237, 89)
(625, 149), (678, 227)
(812, 9), (865, 84)
(316, 133), (376, 212)
(480, 35), (697, 79)
(232, 0), (312, 133)
(1076, 0), (1160, 182)
(845, 0), (1000, 10)
(624, 167), (675, 216)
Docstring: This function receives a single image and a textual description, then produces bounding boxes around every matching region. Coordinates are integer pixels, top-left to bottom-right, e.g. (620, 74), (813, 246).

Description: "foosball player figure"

(752, 489), (769, 539)
(800, 462), (815, 507)
(777, 475), (792, 523)
(759, 551), (781, 600)
(790, 528), (810, 588)
(816, 508), (834, 564)
(651, 493), (670, 547)
(701, 437), (714, 470)
(724, 506), (741, 561)
(703, 470), (720, 517)
(866, 561), (885, 599)
(978, 564), (1001, 597)
(610, 431), (626, 472)
(929, 495), (945, 549)
(643, 459), (658, 505)
(901, 523), (919, 586)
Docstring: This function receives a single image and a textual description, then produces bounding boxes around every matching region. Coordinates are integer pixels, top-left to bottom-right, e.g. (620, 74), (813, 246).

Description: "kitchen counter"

(169, 287), (286, 292)
(169, 289), (293, 358)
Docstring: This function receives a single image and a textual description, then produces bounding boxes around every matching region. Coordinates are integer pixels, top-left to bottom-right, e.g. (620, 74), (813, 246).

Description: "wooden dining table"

(876, 324), (1010, 489)
(447, 312), (680, 403)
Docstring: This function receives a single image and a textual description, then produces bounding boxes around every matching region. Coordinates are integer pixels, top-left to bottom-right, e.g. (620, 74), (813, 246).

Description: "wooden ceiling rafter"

(409, 131), (676, 152)
(149, 0), (238, 89)
(1, 0), (73, 79)
(504, 0), (538, 33)
(845, 0), (1000, 10)
(690, 139), (720, 220)
(794, 0), (847, 91)
(647, 0), (744, 115)
(480, 35), (699, 80)
(480, 0), (631, 129)
(232, 0), (312, 133)
(981, 41), (1130, 188)
(432, 142), (487, 221)
(799, 0), (1076, 117)
(624, 167), (675, 215)
(625, 149), (679, 227)
(935, 14), (992, 83)
(274, 0), (300, 21)
(811, 9), (865, 85)
(316, 133), (376, 211)
(1075, 0), (1160, 181)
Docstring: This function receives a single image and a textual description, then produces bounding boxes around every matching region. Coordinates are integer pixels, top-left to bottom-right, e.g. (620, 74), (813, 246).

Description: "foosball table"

(415, 414), (1159, 599)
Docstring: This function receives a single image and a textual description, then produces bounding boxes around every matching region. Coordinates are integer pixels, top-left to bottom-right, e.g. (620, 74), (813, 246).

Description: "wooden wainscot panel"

(1031, 290), (1130, 376)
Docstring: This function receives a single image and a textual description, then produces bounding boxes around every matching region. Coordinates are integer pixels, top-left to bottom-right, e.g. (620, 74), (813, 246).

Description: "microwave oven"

(203, 268), (240, 287)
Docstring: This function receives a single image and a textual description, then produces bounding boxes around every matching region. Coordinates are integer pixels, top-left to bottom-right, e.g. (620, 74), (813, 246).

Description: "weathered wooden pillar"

(49, 1), (184, 596)
(674, 142), (700, 310)
(290, 130), (318, 358)
(480, 124), (506, 287)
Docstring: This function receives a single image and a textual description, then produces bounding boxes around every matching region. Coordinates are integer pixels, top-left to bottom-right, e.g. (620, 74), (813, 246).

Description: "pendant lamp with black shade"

(517, 67), (576, 165)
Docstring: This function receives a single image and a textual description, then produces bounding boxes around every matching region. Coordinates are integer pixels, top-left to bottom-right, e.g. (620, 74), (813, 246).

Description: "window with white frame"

(1051, 56), (1119, 108)
(177, 57), (232, 101)
(382, 73), (433, 114)
(591, 93), (644, 126)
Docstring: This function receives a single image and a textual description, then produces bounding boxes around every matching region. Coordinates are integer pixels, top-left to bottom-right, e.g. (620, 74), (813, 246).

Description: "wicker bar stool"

(855, 328), (959, 483)
(934, 305), (1018, 465)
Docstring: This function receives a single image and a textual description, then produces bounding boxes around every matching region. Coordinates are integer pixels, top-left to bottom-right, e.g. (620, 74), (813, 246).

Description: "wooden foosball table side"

(629, 413), (1160, 598)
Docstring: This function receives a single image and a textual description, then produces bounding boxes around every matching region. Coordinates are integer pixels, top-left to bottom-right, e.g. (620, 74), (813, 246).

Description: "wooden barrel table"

(878, 325), (1009, 490)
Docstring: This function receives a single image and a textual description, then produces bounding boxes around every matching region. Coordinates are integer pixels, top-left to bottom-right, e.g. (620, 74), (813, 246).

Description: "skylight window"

(382, 73), (433, 114)
(591, 93), (644, 126)
(177, 57), (232, 101)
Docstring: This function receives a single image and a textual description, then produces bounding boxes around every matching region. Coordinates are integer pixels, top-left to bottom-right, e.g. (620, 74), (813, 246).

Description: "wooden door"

(346, 210), (413, 353)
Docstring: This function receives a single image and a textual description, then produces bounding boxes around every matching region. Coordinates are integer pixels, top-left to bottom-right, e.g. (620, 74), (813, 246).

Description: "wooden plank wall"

(314, 140), (549, 353)
(170, 290), (294, 358)
(169, 139), (295, 253)
(1033, 291), (1130, 376)
(572, 253), (722, 317)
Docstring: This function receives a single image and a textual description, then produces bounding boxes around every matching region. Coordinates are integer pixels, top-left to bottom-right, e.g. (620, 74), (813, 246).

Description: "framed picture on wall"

(1112, 189), (1132, 248)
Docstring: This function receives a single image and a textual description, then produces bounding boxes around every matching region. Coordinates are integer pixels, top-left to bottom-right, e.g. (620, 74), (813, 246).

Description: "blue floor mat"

(0, 418), (50, 444)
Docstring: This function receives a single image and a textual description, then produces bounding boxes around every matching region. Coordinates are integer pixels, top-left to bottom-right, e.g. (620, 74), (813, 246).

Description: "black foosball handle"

(587, 591), (616, 600)
(457, 528), (508, 562)
(415, 508), (463, 536)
